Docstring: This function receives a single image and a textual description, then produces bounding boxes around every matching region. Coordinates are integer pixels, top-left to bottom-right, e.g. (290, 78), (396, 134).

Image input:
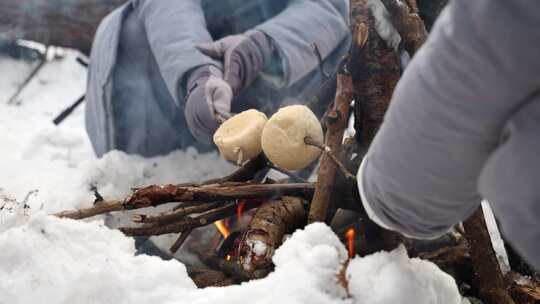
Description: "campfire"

(51, 0), (540, 302)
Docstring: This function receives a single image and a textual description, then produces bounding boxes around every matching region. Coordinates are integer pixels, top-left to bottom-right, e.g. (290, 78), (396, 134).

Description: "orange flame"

(237, 200), (246, 219)
(345, 228), (356, 258)
(214, 220), (230, 238)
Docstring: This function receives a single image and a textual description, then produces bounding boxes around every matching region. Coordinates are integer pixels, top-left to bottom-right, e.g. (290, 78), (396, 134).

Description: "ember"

(345, 227), (355, 258)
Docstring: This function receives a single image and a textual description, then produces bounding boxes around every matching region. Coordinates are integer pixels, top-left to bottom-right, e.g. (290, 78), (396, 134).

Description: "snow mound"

(0, 214), (196, 304)
(0, 215), (466, 304)
(347, 246), (465, 304)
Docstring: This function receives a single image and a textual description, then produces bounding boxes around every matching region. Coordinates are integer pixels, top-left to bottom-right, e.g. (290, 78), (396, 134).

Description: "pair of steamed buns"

(213, 105), (323, 171)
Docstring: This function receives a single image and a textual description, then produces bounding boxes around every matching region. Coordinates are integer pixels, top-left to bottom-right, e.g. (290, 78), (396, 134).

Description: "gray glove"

(184, 65), (233, 143)
(196, 30), (274, 95)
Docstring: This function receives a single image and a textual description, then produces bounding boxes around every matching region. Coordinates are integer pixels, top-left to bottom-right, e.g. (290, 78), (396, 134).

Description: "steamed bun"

(213, 109), (268, 164)
(261, 105), (323, 171)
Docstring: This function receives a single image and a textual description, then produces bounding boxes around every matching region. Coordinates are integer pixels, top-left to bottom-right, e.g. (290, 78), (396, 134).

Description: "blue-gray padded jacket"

(358, 0), (540, 270)
(85, 0), (350, 157)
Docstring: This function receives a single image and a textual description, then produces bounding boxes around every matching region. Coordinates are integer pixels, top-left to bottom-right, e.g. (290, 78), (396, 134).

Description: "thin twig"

(56, 199), (123, 219)
(170, 228), (193, 254)
(7, 53), (47, 105)
(267, 163), (308, 183)
(132, 202), (219, 224)
(304, 137), (356, 180)
(120, 200), (264, 237)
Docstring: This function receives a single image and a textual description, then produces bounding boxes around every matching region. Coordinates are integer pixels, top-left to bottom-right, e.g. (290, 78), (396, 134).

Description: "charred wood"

(239, 196), (307, 275)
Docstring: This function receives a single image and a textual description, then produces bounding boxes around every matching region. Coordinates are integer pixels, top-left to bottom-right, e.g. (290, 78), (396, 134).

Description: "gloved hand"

(184, 65), (233, 143)
(196, 30), (274, 95)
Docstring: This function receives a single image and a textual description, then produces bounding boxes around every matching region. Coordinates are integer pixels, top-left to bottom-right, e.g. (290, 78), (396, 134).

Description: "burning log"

(238, 196), (308, 275)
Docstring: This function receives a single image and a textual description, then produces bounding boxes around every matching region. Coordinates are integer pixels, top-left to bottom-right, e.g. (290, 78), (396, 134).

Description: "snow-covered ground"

(0, 50), (467, 304)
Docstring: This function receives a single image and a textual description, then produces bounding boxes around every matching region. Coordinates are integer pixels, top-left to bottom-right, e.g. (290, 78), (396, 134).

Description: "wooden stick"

(464, 208), (516, 304)
(380, 0), (428, 56)
(56, 155), (268, 220)
(169, 228), (193, 254)
(304, 137), (356, 180)
(308, 73), (354, 223)
(120, 199), (264, 237)
(132, 202), (219, 224)
(123, 183), (314, 210)
(55, 200), (123, 220)
(201, 153), (268, 186)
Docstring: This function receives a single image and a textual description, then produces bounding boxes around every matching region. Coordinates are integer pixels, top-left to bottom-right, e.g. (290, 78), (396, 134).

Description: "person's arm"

(358, 0), (540, 239)
(255, 0), (349, 86)
(134, 0), (220, 104)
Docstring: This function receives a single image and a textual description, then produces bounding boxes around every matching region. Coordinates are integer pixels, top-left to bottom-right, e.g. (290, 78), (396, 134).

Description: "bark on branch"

(56, 182), (314, 220)
(380, 0), (428, 56)
(308, 73), (354, 223)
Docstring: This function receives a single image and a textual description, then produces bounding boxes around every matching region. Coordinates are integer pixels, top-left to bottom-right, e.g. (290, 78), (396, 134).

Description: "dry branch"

(120, 201), (260, 237)
(350, 0), (401, 154)
(200, 154), (268, 186)
(56, 182), (314, 220)
(380, 0), (428, 56)
(132, 202), (219, 224)
(308, 73), (354, 224)
(304, 137), (356, 181)
(348, 0), (407, 254)
(55, 199), (123, 220)
(464, 208), (516, 304)
(170, 228), (194, 254)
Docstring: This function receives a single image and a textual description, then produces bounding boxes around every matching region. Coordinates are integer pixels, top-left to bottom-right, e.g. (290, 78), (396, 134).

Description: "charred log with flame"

(238, 196), (307, 275)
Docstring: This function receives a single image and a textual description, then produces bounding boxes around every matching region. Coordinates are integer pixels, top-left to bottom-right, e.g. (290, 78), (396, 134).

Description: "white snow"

(0, 213), (197, 304)
(347, 246), (467, 304)
(0, 51), (467, 304)
(0, 216), (465, 304)
(367, 0), (402, 51)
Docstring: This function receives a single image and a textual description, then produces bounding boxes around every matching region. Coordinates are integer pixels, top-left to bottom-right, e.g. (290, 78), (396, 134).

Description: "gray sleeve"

(359, 0), (540, 239)
(135, 0), (221, 104)
(255, 0), (349, 86)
